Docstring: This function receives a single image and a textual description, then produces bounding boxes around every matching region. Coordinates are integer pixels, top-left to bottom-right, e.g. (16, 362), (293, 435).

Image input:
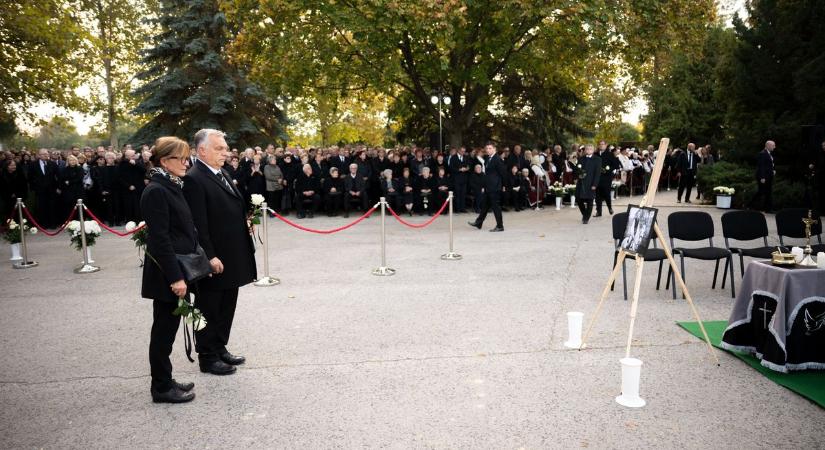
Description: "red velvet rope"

(22, 206), (77, 236)
(386, 198), (449, 229)
(267, 205), (378, 234)
(83, 206), (146, 237)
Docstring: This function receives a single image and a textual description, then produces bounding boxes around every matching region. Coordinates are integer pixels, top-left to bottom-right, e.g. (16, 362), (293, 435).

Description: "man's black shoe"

(468, 221), (481, 229)
(582, 219), (589, 224)
(685, 200), (692, 204)
(489, 226), (504, 232)
(608, 207), (614, 215)
(220, 352), (246, 365)
(593, 213), (602, 217)
(200, 360), (237, 375)
(173, 379), (194, 392)
(152, 386), (195, 404)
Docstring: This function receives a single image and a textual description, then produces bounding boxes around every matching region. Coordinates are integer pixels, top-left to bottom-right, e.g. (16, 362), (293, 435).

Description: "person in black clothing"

(119, 149), (145, 222)
(516, 168), (531, 211)
(183, 129), (256, 376)
(551, 145), (565, 180)
(415, 167), (436, 215)
(295, 164), (322, 219)
(468, 142), (506, 232)
(434, 167), (450, 211)
(97, 152), (122, 225)
(380, 168), (400, 211)
(140, 136), (198, 403)
(278, 154), (300, 215)
(0, 160), (28, 219)
(449, 147), (470, 212)
(469, 163), (484, 214)
(576, 144), (602, 224)
(594, 141), (617, 216)
(243, 155), (266, 209)
(503, 165), (519, 211)
(323, 167), (345, 216)
(750, 140), (776, 212)
(344, 163), (368, 217)
(676, 143), (699, 204)
(57, 155), (85, 217)
(398, 167), (415, 216)
(28, 149), (59, 228)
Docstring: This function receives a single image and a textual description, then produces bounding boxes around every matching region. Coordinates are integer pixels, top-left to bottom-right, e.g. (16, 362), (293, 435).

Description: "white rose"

(138, 221), (145, 227)
(250, 194), (265, 206)
(125, 221), (137, 232)
(9, 221), (18, 230)
(67, 221), (80, 232)
(30, 228), (37, 235)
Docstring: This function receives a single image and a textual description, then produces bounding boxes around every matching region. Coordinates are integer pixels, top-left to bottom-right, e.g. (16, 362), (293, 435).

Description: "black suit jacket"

(28, 160), (58, 193)
(755, 150), (774, 181)
(344, 173), (366, 193)
(576, 155), (602, 199)
(140, 174), (200, 302)
(596, 150), (619, 185)
(482, 154), (508, 192)
(183, 161), (256, 290)
(676, 151), (699, 174)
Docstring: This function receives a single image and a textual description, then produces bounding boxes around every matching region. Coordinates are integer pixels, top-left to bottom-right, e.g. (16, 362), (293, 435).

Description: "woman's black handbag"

(176, 245), (212, 283)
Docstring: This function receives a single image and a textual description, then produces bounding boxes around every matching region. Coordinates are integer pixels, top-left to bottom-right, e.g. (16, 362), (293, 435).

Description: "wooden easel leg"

(625, 256), (646, 358)
(653, 223), (720, 365)
(580, 249), (629, 349)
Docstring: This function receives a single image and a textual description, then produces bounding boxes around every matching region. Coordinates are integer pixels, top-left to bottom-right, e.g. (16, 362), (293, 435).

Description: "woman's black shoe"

(173, 379), (194, 392)
(152, 386), (195, 403)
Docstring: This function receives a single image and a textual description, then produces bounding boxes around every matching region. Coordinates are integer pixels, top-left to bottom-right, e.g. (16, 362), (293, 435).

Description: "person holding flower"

(140, 136), (198, 404)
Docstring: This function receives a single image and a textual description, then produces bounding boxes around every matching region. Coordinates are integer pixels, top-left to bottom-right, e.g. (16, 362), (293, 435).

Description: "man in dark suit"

(329, 148), (349, 173)
(448, 147), (470, 212)
(183, 129), (257, 376)
(344, 163), (368, 216)
(295, 163), (322, 218)
(676, 143), (699, 204)
(576, 144), (602, 224)
(594, 140), (617, 216)
(751, 140), (776, 212)
(28, 149), (59, 228)
(468, 142), (506, 232)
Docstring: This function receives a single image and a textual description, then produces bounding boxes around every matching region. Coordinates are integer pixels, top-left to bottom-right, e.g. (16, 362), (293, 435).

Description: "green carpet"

(677, 320), (825, 409)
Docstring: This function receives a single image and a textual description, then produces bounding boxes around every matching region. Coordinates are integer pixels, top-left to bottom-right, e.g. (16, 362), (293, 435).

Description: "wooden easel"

(579, 138), (720, 365)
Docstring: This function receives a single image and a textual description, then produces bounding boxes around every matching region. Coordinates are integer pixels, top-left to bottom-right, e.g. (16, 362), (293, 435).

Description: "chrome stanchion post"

(372, 197), (395, 276)
(441, 191), (462, 260)
(13, 198), (38, 269)
(74, 200), (100, 274)
(254, 202), (280, 286)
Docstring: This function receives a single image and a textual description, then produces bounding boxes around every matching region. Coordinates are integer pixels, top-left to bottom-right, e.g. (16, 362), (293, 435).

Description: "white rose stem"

(440, 191), (461, 260)
(14, 197), (38, 269)
(254, 201), (279, 286)
(75, 200), (100, 274)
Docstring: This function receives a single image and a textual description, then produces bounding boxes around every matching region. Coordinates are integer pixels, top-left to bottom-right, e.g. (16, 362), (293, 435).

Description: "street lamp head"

(443, 96), (451, 105)
(430, 95), (439, 105)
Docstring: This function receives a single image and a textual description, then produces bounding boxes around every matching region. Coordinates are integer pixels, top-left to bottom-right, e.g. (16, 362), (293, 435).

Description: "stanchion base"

(615, 395), (646, 408)
(254, 276), (281, 287)
(440, 252), (462, 260)
(372, 267), (396, 276)
(13, 260), (38, 269)
(563, 340), (582, 349)
(74, 264), (101, 274)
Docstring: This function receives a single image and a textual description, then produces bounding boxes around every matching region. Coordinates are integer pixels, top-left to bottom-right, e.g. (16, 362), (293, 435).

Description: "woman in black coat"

(140, 137), (199, 404)
(0, 160), (28, 219)
(58, 155), (85, 217)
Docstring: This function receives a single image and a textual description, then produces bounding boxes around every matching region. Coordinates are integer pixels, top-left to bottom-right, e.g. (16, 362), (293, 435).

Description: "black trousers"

(345, 191), (369, 212)
(578, 197), (594, 221)
(751, 179), (773, 211)
(194, 288), (238, 363)
(475, 190), (503, 228)
(122, 190), (141, 222)
(296, 193), (321, 216)
(594, 182), (612, 214)
(149, 299), (181, 392)
(266, 190), (283, 213)
(677, 173), (695, 201)
(453, 177), (468, 212)
(34, 191), (56, 228)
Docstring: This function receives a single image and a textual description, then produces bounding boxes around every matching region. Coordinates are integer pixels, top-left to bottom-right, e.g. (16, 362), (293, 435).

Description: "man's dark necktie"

(217, 172), (234, 193)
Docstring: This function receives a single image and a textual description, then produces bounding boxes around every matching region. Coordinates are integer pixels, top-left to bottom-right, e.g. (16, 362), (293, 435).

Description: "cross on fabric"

(758, 303), (773, 329)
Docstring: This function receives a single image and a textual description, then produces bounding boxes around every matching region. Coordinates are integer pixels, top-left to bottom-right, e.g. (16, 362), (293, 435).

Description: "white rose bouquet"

(3, 219), (37, 244)
(249, 194), (265, 225)
(67, 220), (102, 250)
(563, 184), (577, 194)
(172, 298), (207, 331)
(549, 181), (566, 196)
(713, 186), (735, 196)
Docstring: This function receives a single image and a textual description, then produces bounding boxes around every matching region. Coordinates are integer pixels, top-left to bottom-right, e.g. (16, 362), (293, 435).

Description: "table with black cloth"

(721, 260), (825, 373)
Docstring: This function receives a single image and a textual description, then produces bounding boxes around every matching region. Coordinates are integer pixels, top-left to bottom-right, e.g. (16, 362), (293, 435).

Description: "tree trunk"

(448, 127), (463, 151)
(104, 57), (117, 150)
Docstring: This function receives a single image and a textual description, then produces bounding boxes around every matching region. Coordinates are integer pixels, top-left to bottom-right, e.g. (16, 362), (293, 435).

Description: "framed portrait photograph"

(620, 205), (659, 255)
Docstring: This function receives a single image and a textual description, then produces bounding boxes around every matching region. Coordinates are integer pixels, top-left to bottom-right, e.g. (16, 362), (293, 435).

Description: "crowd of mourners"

(0, 141), (723, 227)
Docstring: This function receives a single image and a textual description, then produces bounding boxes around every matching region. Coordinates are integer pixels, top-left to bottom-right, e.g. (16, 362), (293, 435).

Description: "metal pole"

(372, 197), (395, 276)
(254, 201), (280, 286)
(438, 99), (443, 152)
(13, 198), (38, 269)
(74, 200), (100, 274)
(441, 191), (462, 260)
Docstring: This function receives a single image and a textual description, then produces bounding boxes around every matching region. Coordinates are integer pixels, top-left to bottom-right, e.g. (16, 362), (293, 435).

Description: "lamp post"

(430, 92), (451, 152)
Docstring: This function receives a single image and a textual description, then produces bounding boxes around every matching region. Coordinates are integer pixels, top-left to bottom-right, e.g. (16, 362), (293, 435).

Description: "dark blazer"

(755, 150), (774, 181)
(482, 154), (508, 192)
(296, 172), (322, 194)
(576, 155), (602, 199)
(140, 174), (199, 302)
(676, 151), (699, 174)
(596, 150), (619, 186)
(28, 160), (58, 193)
(1, 168), (28, 203)
(183, 160), (256, 290)
(344, 173), (366, 193)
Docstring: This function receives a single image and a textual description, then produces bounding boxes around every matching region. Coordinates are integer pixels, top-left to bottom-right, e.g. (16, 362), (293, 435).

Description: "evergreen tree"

(131, 0), (285, 147)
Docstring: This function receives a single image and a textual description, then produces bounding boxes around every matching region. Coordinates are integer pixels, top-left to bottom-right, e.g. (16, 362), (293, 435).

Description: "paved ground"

(1, 190), (822, 449)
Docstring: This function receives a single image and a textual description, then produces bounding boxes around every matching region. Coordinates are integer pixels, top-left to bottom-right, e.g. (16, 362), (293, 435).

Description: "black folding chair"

(611, 213), (669, 300)
(668, 211), (735, 299)
(775, 208), (825, 253)
(721, 210), (774, 277)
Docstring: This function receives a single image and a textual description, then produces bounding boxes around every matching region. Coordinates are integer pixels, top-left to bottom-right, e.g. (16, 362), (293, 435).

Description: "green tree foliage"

(131, 0), (286, 147)
(36, 116), (82, 149)
(0, 1), (87, 120)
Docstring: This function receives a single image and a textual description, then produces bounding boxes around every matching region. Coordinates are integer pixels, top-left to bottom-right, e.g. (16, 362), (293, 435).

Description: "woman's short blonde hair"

(150, 136), (190, 167)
